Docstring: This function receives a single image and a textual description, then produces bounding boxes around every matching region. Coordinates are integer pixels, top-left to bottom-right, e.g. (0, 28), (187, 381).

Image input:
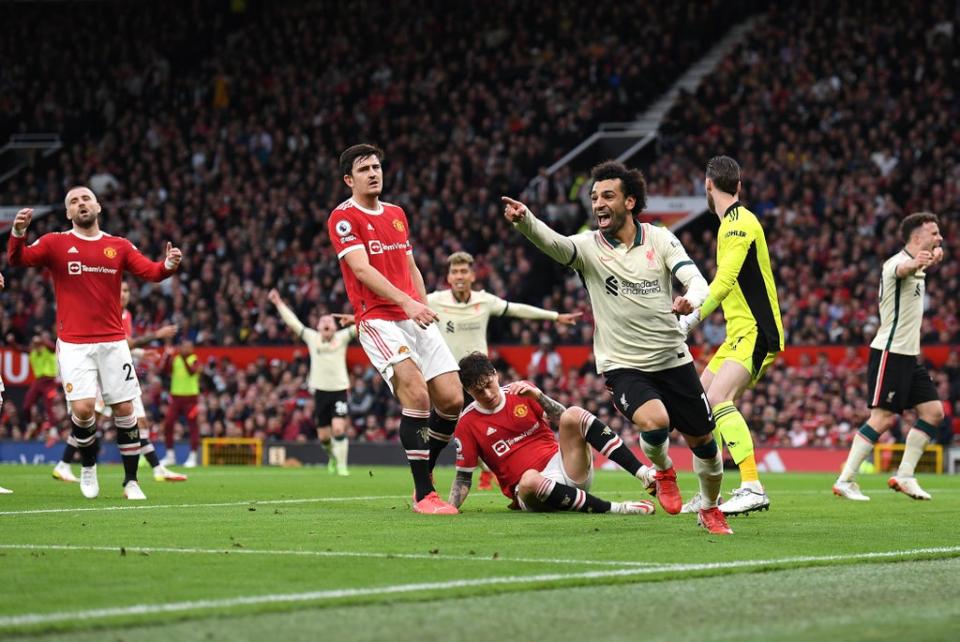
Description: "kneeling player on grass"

(448, 352), (655, 515)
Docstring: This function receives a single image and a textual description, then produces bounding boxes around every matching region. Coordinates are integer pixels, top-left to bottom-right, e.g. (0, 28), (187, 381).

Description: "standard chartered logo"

(604, 275), (660, 296)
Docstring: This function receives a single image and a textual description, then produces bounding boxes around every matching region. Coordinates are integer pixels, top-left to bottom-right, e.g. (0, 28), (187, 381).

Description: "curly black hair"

(458, 351), (497, 390)
(590, 160), (647, 215)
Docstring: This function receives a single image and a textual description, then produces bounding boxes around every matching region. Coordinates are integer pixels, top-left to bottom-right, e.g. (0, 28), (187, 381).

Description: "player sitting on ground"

(448, 352), (655, 515)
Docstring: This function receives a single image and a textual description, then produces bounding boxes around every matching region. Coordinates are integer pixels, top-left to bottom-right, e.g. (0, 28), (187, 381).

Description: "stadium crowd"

(1, 0), (958, 451)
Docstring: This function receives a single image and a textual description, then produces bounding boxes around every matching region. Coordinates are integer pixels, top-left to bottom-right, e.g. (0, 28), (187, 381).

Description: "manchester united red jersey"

(7, 230), (174, 343)
(121, 309), (133, 339)
(455, 390), (559, 500)
(327, 198), (420, 322)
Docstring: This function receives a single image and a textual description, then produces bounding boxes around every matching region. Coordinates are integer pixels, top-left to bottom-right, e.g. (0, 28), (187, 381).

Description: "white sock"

(640, 433), (673, 471)
(839, 434), (876, 482)
(694, 453), (723, 509)
(634, 464), (651, 480)
(897, 428), (931, 477)
(333, 437), (349, 468)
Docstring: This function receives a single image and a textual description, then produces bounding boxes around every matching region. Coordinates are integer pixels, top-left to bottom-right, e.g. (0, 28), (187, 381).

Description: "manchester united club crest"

(104, 247), (118, 259)
(392, 219), (405, 232)
(514, 405), (528, 418)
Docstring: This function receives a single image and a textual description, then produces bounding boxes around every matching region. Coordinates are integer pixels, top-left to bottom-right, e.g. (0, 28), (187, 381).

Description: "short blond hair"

(446, 251), (474, 267)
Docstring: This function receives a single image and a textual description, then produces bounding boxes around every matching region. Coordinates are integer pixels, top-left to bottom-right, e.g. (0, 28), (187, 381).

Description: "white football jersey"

(870, 250), (926, 356)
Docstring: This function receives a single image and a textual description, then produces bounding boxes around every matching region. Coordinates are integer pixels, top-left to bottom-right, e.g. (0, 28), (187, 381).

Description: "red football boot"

(653, 467), (682, 514)
(697, 506), (734, 535)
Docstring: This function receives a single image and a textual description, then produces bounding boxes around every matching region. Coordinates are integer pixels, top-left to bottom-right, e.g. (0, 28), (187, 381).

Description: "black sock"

(61, 439), (78, 464)
(115, 415), (140, 485)
(400, 409), (434, 501)
(140, 439), (161, 468)
(71, 415), (98, 468)
(535, 477), (611, 513)
(427, 409), (457, 471)
(576, 410), (642, 476)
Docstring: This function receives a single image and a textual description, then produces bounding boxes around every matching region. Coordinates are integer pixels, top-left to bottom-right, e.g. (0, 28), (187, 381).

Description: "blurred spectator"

(528, 335), (562, 380)
(161, 339), (201, 467)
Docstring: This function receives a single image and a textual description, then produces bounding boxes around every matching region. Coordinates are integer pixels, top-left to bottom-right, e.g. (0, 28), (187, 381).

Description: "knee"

(436, 391), (463, 417)
(517, 469), (544, 496)
(686, 433), (714, 449)
(400, 383), (431, 411)
(114, 401), (134, 417)
(705, 388), (727, 409)
(633, 408), (669, 431)
(559, 407), (585, 433)
(919, 406), (945, 427)
(70, 400), (95, 422)
(869, 411), (897, 433)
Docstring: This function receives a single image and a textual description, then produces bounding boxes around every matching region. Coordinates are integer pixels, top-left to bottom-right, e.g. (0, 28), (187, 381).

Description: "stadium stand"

(0, 0), (957, 452)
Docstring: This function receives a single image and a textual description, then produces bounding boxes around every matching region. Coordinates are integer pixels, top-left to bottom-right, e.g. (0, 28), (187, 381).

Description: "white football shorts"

(516, 450), (595, 512)
(357, 318), (458, 392)
(57, 339), (141, 405)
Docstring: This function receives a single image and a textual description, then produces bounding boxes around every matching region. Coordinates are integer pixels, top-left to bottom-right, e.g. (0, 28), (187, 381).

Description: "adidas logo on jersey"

(486, 427), (497, 436)
(67, 246), (79, 254)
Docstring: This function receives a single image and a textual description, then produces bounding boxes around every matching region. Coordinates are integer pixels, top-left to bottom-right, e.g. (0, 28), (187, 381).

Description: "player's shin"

(400, 408), (434, 501)
(713, 401), (761, 490)
(332, 433), (349, 471)
(534, 477), (611, 513)
(575, 408), (644, 476)
(839, 424), (879, 482)
(692, 440), (723, 509)
(115, 414), (140, 485)
(139, 426), (161, 468)
(897, 420), (938, 477)
(70, 414), (98, 467)
(320, 437), (334, 462)
(639, 428), (673, 471)
(61, 433), (79, 464)
(427, 409), (457, 471)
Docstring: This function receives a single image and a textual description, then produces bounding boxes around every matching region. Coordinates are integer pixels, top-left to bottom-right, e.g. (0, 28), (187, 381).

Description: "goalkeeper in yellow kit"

(676, 156), (783, 516)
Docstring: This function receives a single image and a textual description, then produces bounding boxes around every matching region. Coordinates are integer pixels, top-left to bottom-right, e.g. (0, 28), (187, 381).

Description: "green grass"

(1, 465), (958, 641)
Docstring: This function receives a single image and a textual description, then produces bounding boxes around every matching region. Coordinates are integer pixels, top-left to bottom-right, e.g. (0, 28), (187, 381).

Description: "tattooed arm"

(448, 470), (473, 509)
(506, 380), (567, 430)
(535, 391), (566, 430)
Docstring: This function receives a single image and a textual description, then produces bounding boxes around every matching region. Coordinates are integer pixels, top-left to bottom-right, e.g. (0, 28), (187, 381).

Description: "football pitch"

(1, 465), (959, 641)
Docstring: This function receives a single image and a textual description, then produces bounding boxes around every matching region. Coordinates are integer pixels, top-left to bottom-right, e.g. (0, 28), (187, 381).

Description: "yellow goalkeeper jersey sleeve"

(700, 202), (784, 350)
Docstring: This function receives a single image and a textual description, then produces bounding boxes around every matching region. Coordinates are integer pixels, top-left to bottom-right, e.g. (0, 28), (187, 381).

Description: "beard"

(73, 212), (98, 229)
(706, 191), (716, 214)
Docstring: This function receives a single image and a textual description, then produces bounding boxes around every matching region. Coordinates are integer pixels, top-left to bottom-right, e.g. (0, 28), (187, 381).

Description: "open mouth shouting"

(596, 210), (612, 229)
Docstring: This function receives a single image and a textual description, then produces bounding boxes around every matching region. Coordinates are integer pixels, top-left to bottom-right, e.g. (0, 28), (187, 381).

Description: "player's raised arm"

(341, 249), (438, 328)
(129, 324), (177, 349)
(894, 250), (935, 278)
(501, 196), (582, 270)
(123, 240), (181, 282)
(490, 292), (581, 325)
(7, 208), (50, 267)
(268, 288), (307, 337)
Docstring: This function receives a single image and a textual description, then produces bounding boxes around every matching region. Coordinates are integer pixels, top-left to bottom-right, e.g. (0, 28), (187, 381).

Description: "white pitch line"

(0, 495), (408, 516)
(0, 543), (655, 568)
(2, 546), (958, 629)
